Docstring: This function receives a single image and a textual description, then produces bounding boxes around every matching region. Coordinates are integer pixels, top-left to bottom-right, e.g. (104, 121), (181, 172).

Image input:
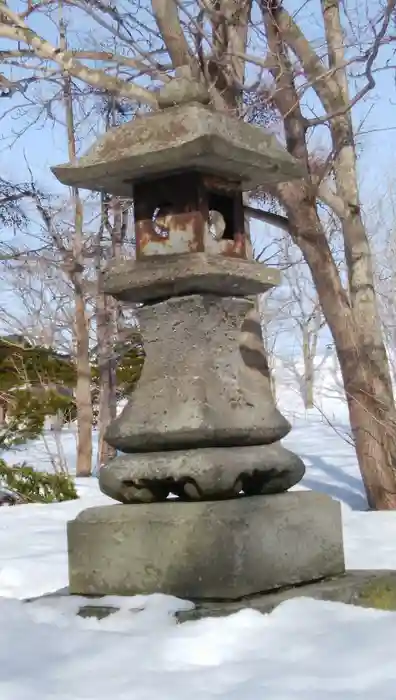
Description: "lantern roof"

(52, 77), (305, 195)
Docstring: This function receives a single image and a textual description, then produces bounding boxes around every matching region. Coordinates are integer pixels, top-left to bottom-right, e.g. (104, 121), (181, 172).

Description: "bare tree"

(12, 10), (96, 477)
(255, 225), (332, 410)
(0, 204), (94, 471)
(279, 236), (329, 410)
(20, 182), (95, 477)
(2, 0), (396, 506)
(95, 193), (130, 466)
(369, 178), (396, 385)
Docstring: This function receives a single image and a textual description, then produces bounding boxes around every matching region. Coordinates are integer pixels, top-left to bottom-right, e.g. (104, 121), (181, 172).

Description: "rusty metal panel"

(220, 232), (246, 258)
(136, 211), (205, 258)
(204, 227), (246, 258)
(136, 212), (246, 259)
(134, 171), (247, 261)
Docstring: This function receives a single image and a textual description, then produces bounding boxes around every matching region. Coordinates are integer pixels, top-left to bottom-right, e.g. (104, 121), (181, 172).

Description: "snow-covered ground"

(1, 367), (396, 699)
(3, 594), (396, 700)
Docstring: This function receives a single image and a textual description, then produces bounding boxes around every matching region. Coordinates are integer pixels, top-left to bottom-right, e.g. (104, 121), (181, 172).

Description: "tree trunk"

(96, 281), (117, 467)
(61, 14), (93, 477)
(282, 191), (396, 509)
(95, 194), (114, 468)
(95, 174), (128, 468)
(321, 0), (394, 402)
(302, 327), (314, 409)
(262, 3), (396, 509)
(302, 310), (322, 410)
(73, 285), (93, 476)
(347, 392), (396, 510)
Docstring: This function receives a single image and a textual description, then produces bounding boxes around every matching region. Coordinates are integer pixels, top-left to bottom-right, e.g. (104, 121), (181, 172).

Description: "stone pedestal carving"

(100, 294), (305, 502)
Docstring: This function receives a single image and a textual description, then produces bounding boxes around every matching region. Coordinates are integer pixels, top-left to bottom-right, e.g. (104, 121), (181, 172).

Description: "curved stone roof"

(52, 102), (305, 195)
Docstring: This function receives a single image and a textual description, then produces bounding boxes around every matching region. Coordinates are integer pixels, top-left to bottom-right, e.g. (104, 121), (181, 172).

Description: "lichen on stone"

(357, 576), (396, 611)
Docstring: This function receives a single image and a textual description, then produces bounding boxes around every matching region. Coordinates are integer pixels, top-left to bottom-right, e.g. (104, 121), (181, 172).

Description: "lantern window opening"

(207, 191), (237, 241)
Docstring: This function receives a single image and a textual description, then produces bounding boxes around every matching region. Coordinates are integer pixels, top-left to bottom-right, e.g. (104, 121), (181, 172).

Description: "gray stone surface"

(99, 442), (305, 503)
(105, 296), (290, 453)
(157, 68), (211, 109)
(25, 571), (396, 619)
(175, 570), (396, 621)
(67, 491), (345, 599)
(52, 102), (305, 195)
(102, 253), (280, 304)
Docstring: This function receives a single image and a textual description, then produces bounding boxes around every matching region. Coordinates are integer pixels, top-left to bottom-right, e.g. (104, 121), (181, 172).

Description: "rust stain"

(135, 201), (246, 260)
(204, 225), (246, 259)
(136, 212), (247, 259)
(133, 171), (247, 260)
(220, 232), (246, 259)
(136, 211), (205, 259)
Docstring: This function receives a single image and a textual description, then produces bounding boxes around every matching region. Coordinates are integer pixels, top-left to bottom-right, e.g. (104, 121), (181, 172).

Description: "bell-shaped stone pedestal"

(102, 294), (304, 503)
(106, 295), (290, 452)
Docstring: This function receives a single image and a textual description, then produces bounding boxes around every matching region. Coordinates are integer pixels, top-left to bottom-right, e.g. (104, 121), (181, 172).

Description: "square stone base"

(67, 491), (345, 600)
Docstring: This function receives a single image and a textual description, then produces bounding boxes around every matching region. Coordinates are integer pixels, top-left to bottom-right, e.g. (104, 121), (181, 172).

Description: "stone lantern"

(53, 71), (344, 601)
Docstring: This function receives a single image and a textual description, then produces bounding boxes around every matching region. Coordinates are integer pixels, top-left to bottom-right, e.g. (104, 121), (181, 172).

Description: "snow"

(1, 595), (396, 699)
(1, 366), (396, 698)
(0, 481), (111, 599)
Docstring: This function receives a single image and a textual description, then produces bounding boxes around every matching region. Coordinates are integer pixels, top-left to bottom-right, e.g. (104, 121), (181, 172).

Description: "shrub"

(0, 458), (78, 504)
(0, 335), (77, 447)
(0, 388), (77, 449)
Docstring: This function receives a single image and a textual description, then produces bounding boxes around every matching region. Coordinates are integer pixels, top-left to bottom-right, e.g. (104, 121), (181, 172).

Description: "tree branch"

(314, 180), (348, 220)
(0, 47), (170, 77)
(0, 6), (157, 105)
(244, 204), (290, 232)
(272, 1), (396, 125)
(151, 0), (195, 69)
(0, 245), (50, 261)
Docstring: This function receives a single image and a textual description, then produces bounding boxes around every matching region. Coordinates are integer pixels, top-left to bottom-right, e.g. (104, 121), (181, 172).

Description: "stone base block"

(68, 491), (344, 600)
